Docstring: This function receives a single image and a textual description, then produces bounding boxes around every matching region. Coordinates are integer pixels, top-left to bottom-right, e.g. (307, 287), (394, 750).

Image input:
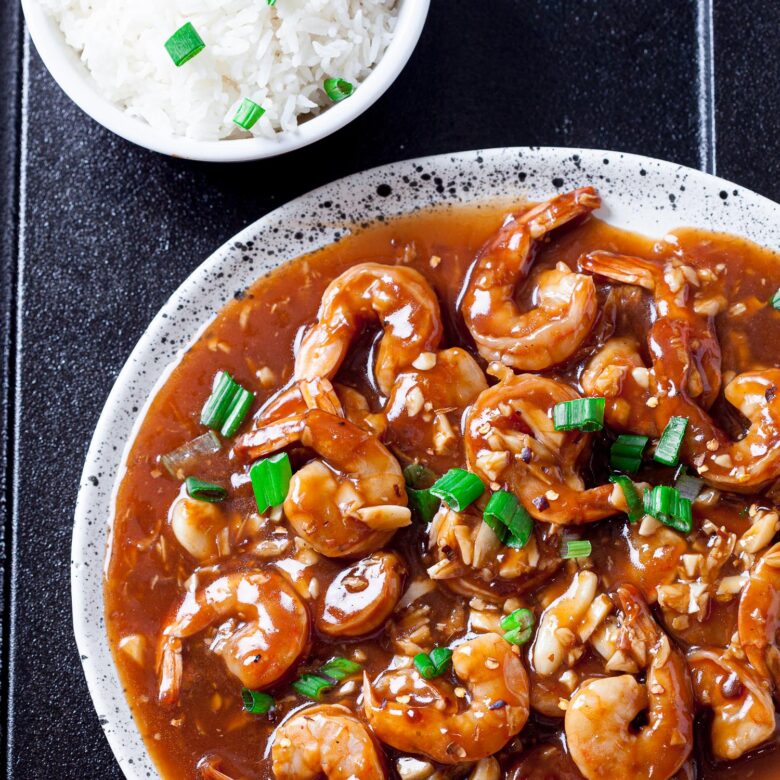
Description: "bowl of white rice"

(22, 0), (428, 162)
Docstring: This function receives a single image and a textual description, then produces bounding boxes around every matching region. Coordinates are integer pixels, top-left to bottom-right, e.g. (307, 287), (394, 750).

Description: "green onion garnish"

(201, 372), (239, 429)
(644, 485), (693, 533)
(185, 476), (227, 503)
(250, 452), (292, 513)
(407, 488), (440, 523)
(267, 0), (277, 5)
(552, 398), (605, 432)
(610, 434), (648, 473)
(220, 387), (254, 437)
(291, 674), (333, 700)
(654, 416), (688, 466)
(675, 471), (704, 502)
(404, 463), (440, 522)
(241, 688), (274, 714)
(608, 474), (643, 523)
(562, 539), (592, 559)
(233, 98), (265, 130)
(164, 22), (206, 67)
(319, 657), (361, 682)
(413, 647), (453, 679)
(483, 490), (533, 548)
(500, 608), (534, 645)
(771, 289), (780, 310)
(404, 463), (437, 490)
(430, 468), (485, 511)
(160, 431), (222, 478)
(324, 78), (355, 102)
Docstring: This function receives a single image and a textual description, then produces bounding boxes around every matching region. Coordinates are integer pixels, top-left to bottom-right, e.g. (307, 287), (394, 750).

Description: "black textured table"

(2, 0), (779, 776)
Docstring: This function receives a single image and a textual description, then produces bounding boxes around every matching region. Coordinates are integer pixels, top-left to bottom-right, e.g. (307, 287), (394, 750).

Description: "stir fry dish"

(106, 187), (780, 779)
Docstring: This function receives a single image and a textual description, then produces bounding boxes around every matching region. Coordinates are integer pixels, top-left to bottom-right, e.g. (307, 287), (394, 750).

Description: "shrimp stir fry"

(108, 186), (780, 779)
(565, 586), (694, 780)
(363, 633), (529, 763)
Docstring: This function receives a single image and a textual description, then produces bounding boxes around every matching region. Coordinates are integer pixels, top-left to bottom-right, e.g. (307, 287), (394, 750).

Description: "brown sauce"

(106, 201), (780, 779)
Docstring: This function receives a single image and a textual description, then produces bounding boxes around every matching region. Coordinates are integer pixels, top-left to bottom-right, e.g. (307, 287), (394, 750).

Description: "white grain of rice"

(38, 0), (398, 140)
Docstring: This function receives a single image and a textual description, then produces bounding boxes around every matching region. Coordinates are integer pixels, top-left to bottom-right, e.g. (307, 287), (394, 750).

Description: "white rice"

(38, 0), (398, 140)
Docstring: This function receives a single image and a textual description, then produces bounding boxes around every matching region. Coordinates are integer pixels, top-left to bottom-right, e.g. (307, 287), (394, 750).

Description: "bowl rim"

(21, 0), (430, 162)
(71, 146), (780, 779)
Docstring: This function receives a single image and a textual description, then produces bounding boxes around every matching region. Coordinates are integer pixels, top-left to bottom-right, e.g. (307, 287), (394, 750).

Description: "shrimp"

(564, 585), (694, 780)
(738, 541), (780, 686)
(427, 505), (561, 602)
(583, 318), (780, 491)
(363, 632), (529, 763)
(465, 371), (631, 523)
(461, 187), (601, 370)
(688, 647), (775, 760)
(579, 251), (722, 406)
(385, 347), (488, 472)
(294, 262), (443, 396)
(157, 569), (309, 705)
(169, 493), (229, 561)
(236, 409), (410, 557)
(316, 551), (406, 637)
(271, 704), (386, 779)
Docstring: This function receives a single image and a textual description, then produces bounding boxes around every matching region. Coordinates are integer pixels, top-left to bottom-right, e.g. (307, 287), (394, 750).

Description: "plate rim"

(71, 145), (780, 779)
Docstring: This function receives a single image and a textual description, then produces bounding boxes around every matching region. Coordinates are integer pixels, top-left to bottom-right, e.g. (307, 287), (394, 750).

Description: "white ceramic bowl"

(21, 0), (429, 162)
(73, 148), (780, 778)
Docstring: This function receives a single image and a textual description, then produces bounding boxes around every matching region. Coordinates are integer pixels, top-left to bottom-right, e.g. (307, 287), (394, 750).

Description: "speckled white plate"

(72, 147), (780, 779)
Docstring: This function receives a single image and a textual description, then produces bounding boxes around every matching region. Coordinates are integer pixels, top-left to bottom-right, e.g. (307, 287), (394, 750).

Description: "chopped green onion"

(552, 398), (605, 432)
(610, 434), (648, 473)
(413, 653), (436, 679)
(429, 647), (453, 675)
(320, 657), (361, 682)
(414, 647), (452, 679)
(241, 688), (274, 714)
(483, 490), (533, 548)
(250, 452), (292, 513)
(185, 476), (227, 503)
(771, 289), (780, 310)
(675, 471), (704, 502)
(220, 387), (254, 437)
(233, 98), (265, 130)
(430, 468), (485, 511)
(324, 78), (355, 102)
(160, 431), (221, 478)
(291, 674), (333, 700)
(608, 474), (643, 523)
(654, 416), (688, 466)
(643, 486), (693, 533)
(404, 463), (437, 490)
(407, 487), (440, 524)
(500, 608), (535, 645)
(267, 0), (277, 5)
(164, 22), (206, 67)
(562, 539), (592, 559)
(201, 372), (239, 429)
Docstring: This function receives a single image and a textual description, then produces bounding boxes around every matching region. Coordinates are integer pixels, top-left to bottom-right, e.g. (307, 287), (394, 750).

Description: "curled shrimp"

(461, 187), (600, 370)
(688, 647), (775, 760)
(157, 569), (309, 705)
(465, 371), (629, 523)
(363, 633), (529, 763)
(583, 313), (780, 491)
(385, 347), (488, 472)
(579, 251), (722, 406)
(236, 409), (409, 557)
(271, 704), (386, 779)
(295, 262), (443, 396)
(565, 585), (694, 780)
(738, 541), (780, 686)
(427, 505), (561, 602)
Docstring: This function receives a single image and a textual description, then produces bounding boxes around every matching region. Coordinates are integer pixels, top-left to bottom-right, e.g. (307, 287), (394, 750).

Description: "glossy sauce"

(106, 202), (780, 779)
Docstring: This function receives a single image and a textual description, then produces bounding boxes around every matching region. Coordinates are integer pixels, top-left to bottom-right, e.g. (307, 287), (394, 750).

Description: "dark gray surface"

(2, 0), (778, 777)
